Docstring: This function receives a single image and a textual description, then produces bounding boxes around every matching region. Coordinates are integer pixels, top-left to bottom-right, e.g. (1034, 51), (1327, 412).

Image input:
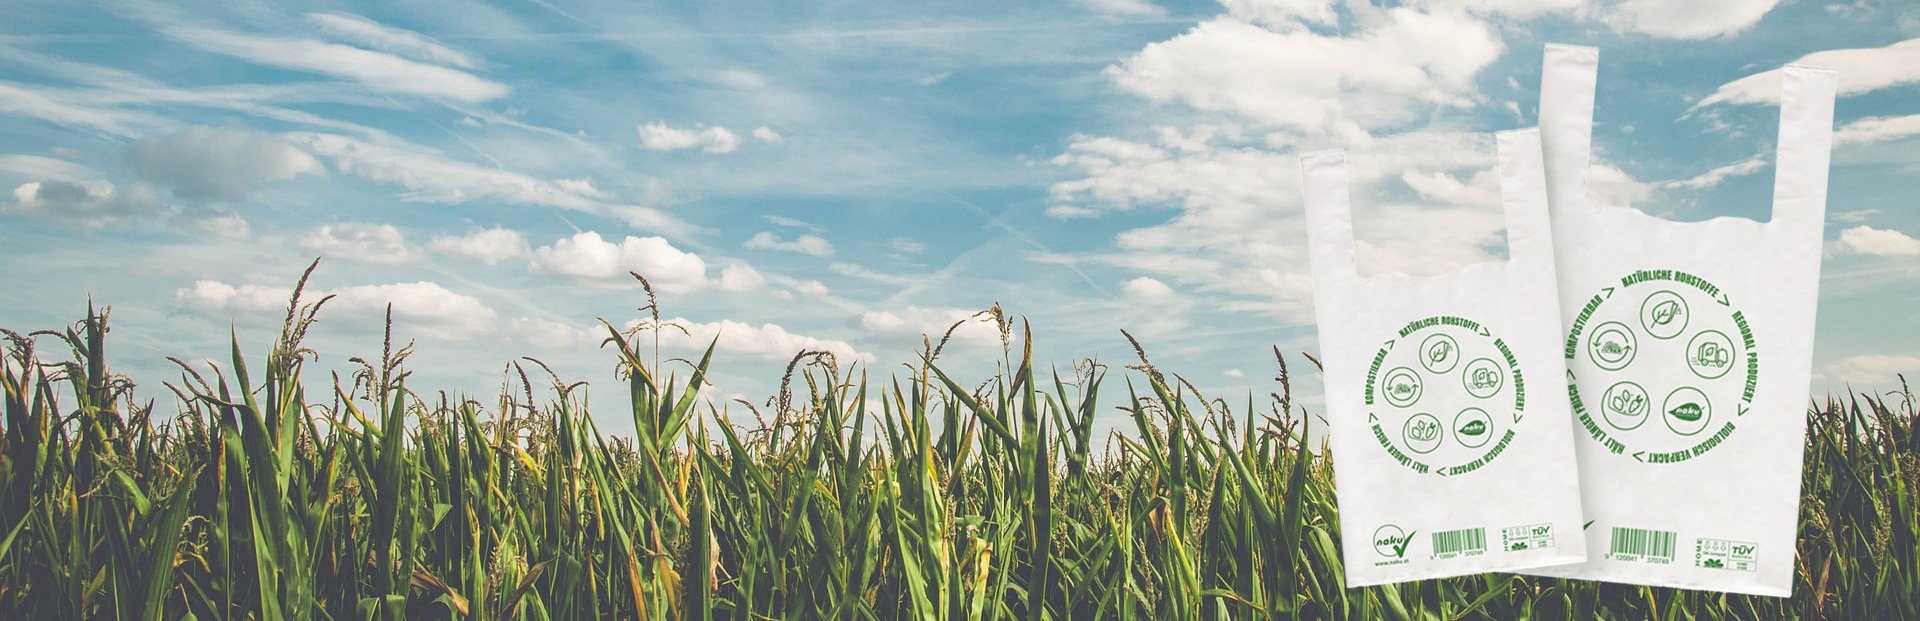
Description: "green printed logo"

(1374, 524), (1415, 559)
(1362, 315), (1524, 476)
(1563, 270), (1759, 464)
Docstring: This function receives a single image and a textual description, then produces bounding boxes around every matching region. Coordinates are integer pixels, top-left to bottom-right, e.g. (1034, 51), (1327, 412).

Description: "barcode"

(1609, 527), (1676, 561)
(1431, 528), (1486, 558)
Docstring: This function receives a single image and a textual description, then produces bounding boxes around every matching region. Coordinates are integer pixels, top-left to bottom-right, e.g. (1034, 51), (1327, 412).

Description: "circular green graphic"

(1362, 315), (1524, 475)
(1421, 333), (1461, 374)
(1588, 321), (1638, 371)
(1686, 330), (1736, 380)
(1462, 358), (1503, 399)
(1404, 413), (1443, 454)
(1382, 367), (1423, 407)
(1563, 270), (1758, 464)
(1454, 408), (1494, 448)
(1640, 290), (1690, 340)
(1373, 524), (1408, 558)
(1600, 380), (1650, 431)
(1662, 387), (1712, 436)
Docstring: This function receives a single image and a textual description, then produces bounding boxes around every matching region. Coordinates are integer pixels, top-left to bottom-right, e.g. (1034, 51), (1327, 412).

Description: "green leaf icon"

(1651, 300), (1680, 326)
(1669, 402), (1704, 422)
(1458, 419), (1488, 436)
(1429, 340), (1453, 363)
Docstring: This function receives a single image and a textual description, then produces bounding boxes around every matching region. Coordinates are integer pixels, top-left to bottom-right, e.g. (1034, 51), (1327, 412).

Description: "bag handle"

(1301, 149), (1360, 286)
(1769, 65), (1838, 238)
(1496, 128), (1557, 274)
(1301, 130), (1555, 284)
(1540, 44), (1598, 216)
(1542, 44), (1839, 235)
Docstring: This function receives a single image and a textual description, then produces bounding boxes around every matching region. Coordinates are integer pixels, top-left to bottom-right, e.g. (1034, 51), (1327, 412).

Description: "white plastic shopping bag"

(1523, 44), (1837, 596)
(1302, 129), (1588, 586)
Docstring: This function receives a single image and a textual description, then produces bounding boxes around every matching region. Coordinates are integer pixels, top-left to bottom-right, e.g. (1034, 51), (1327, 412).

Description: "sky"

(2, 0), (1917, 438)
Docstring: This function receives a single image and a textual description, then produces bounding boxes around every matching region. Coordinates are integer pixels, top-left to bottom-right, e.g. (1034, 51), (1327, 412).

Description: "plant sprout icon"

(1428, 340), (1454, 364)
(1692, 341), (1730, 369)
(1650, 300), (1682, 327)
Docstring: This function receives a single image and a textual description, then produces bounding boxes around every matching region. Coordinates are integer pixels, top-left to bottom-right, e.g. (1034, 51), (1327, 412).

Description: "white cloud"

(305, 12), (478, 69)
(764, 215), (820, 230)
(1078, 0), (1168, 19)
(888, 238), (926, 254)
(1603, 0), (1781, 39)
(126, 125), (322, 202)
(1217, 0), (1336, 29)
(1817, 354), (1920, 388)
(1660, 154), (1767, 190)
(1224, 368), (1246, 378)
(529, 231), (710, 292)
(0, 82), (159, 138)
(716, 262), (768, 292)
(1697, 38), (1920, 108)
(174, 279), (497, 339)
(751, 126), (783, 142)
(1834, 113), (1920, 146)
(1835, 225), (1920, 257)
(299, 223), (418, 264)
(506, 316), (601, 349)
(428, 227), (530, 264)
(6, 179), (161, 227)
(0, 154), (100, 181)
(647, 317), (873, 364)
(859, 306), (1002, 347)
(744, 231), (835, 257)
(791, 280), (830, 296)
(1122, 276), (1175, 298)
(638, 122), (742, 153)
(1105, 9), (1503, 136)
(163, 25), (509, 102)
(552, 177), (612, 199)
(282, 132), (690, 234)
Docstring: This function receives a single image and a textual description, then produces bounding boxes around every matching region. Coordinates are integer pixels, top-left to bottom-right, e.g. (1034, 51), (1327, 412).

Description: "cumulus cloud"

(304, 12), (478, 69)
(1603, 0), (1781, 39)
(299, 223), (418, 263)
(1834, 225), (1920, 257)
(527, 232), (773, 294)
(162, 24), (508, 102)
(1105, 8), (1503, 136)
(125, 125), (322, 202)
(646, 317), (873, 364)
(1697, 38), (1920, 108)
(6, 179), (161, 227)
(429, 227), (530, 264)
(638, 122), (742, 153)
(751, 126), (783, 142)
(744, 231), (835, 257)
(1122, 276), (1175, 299)
(175, 279), (497, 338)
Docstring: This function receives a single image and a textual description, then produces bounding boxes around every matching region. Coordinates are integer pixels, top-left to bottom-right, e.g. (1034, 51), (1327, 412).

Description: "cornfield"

(0, 261), (1914, 620)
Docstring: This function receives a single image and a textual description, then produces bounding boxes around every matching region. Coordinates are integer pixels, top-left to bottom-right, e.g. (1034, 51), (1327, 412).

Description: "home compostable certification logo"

(1564, 269), (1760, 464)
(1362, 315), (1526, 476)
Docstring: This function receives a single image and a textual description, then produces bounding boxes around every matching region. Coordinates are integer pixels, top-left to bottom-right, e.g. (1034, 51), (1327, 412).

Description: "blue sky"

(3, 0), (1917, 437)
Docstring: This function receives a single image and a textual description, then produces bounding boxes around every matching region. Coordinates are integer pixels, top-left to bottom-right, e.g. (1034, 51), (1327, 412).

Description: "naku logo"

(1373, 524), (1415, 558)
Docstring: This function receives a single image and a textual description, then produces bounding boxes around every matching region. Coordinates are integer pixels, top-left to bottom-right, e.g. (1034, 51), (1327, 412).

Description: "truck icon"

(1469, 367), (1500, 391)
(1692, 341), (1730, 369)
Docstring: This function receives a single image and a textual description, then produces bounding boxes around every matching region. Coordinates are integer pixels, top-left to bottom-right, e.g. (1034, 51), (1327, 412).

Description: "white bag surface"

(1302, 129), (1588, 586)
(1523, 44), (1837, 596)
